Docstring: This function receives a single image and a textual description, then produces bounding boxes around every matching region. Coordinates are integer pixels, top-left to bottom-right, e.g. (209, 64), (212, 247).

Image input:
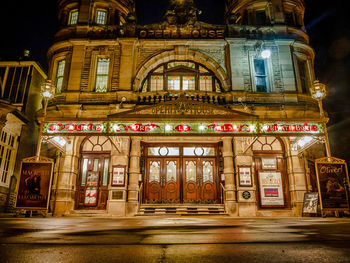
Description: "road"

(0, 216), (350, 263)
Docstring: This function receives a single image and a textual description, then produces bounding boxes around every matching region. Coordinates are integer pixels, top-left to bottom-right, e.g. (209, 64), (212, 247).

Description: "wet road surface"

(0, 216), (349, 262)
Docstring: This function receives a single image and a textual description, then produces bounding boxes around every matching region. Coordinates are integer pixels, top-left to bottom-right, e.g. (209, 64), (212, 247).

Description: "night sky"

(1, 0), (349, 162)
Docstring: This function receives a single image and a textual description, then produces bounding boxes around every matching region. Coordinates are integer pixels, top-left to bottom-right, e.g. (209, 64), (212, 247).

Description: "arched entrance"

(76, 136), (112, 210)
(252, 137), (290, 209)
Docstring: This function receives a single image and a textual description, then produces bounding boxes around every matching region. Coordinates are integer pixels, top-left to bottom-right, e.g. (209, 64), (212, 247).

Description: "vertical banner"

(16, 159), (54, 210)
(259, 171), (285, 207)
(315, 157), (350, 212)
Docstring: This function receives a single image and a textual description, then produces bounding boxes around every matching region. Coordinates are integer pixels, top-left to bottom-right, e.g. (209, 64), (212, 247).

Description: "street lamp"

(35, 80), (55, 160)
(310, 80), (331, 158)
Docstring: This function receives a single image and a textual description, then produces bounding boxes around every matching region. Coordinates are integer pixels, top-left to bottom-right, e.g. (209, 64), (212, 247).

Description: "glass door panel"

(163, 159), (180, 201)
(183, 159), (200, 202)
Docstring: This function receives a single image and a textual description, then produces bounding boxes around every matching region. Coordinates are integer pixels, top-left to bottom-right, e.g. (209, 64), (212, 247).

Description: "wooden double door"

(145, 157), (218, 203)
(76, 154), (110, 210)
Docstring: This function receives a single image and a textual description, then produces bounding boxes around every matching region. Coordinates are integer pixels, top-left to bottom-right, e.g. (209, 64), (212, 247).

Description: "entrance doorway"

(144, 144), (219, 204)
(76, 137), (112, 210)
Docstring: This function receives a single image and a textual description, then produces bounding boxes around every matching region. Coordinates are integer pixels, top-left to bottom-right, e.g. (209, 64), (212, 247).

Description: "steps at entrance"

(137, 204), (227, 216)
(67, 210), (110, 217)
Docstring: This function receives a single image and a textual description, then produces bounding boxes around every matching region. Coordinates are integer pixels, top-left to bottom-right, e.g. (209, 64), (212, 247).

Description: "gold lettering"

(209, 30), (216, 38)
(140, 30), (147, 38)
(217, 30), (225, 38)
(155, 30), (163, 38)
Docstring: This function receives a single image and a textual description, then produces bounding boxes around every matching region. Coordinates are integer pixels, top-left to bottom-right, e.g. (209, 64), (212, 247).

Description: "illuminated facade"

(47, 0), (327, 216)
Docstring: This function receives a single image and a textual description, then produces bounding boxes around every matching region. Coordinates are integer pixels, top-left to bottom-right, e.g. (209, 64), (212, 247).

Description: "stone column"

(222, 137), (237, 215)
(126, 137), (141, 216)
(53, 138), (79, 216)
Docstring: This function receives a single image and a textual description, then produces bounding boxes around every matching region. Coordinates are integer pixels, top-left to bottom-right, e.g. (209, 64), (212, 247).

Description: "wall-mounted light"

(260, 49), (271, 59)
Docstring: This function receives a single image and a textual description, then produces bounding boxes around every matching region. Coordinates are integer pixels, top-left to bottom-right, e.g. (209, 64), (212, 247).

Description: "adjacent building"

(0, 60), (47, 211)
(45, 0), (328, 217)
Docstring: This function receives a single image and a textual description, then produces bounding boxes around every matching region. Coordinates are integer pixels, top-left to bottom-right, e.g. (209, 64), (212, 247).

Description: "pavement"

(0, 216), (350, 263)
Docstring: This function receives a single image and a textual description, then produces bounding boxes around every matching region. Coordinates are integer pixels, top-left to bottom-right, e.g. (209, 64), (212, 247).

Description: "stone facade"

(44, 0), (327, 217)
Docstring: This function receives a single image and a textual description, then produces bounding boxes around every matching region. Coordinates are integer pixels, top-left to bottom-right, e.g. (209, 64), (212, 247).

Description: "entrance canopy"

(43, 98), (323, 137)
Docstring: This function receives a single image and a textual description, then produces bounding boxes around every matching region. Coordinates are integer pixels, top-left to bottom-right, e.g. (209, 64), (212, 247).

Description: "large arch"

(133, 47), (231, 92)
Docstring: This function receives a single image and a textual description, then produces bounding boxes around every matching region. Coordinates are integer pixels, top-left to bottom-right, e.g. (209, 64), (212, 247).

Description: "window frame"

(55, 59), (66, 94)
(94, 57), (111, 93)
(249, 51), (273, 93)
(293, 54), (312, 94)
(68, 9), (79, 25)
(0, 130), (18, 187)
(141, 61), (220, 93)
(96, 9), (108, 25)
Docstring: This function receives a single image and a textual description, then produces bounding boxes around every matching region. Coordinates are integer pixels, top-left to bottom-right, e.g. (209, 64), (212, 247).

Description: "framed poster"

(84, 171), (99, 206)
(16, 158), (54, 210)
(112, 165), (126, 186)
(302, 192), (319, 214)
(259, 171), (284, 207)
(262, 158), (276, 169)
(238, 166), (252, 187)
(315, 157), (350, 212)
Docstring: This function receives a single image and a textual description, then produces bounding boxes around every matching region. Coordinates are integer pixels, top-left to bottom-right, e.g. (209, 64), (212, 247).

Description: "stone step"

(137, 205), (227, 216)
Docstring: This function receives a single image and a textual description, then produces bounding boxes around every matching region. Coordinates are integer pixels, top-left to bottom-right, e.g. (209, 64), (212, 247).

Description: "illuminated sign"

(43, 121), (323, 135)
(261, 123), (322, 134)
(138, 29), (225, 39)
(45, 123), (106, 133)
(110, 122), (256, 134)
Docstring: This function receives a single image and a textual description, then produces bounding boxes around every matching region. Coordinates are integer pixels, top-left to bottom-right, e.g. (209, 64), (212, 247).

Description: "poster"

(112, 166), (125, 186)
(316, 158), (349, 211)
(16, 161), (53, 209)
(239, 166), (252, 186)
(84, 171), (99, 206)
(302, 192), (319, 214)
(259, 171), (284, 206)
(262, 158), (276, 169)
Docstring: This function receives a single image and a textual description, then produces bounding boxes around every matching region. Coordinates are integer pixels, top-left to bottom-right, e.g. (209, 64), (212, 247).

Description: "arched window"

(140, 61), (222, 93)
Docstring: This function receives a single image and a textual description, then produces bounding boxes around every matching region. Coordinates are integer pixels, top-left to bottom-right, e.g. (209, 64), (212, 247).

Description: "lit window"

(150, 76), (163, 91)
(254, 58), (269, 92)
(95, 58), (110, 92)
(297, 59), (309, 93)
(168, 76), (181, 91)
(140, 61), (221, 93)
(69, 10), (79, 25)
(199, 76), (212, 91)
(55, 60), (66, 94)
(183, 76), (195, 91)
(96, 10), (107, 25)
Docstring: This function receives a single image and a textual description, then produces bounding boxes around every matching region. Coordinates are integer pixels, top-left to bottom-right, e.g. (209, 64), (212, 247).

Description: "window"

(0, 66), (30, 104)
(96, 10), (107, 25)
(69, 10), (79, 25)
(297, 59), (309, 94)
(254, 58), (269, 92)
(285, 12), (294, 26)
(95, 58), (110, 92)
(256, 10), (266, 25)
(55, 60), (66, 94)
(141, 61), (221, 93)
(0, 131), (16, 185)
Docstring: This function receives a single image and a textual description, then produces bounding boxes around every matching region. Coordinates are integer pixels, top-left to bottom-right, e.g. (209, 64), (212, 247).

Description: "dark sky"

(1, 0), (349, 161)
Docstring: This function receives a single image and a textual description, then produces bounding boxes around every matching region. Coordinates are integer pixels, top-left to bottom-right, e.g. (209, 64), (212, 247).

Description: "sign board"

(16, 158), (54, 210)
(302, 192), (319, 214)
(259, 171), (284, 207)
(112, 166), (126, 186)
(315, 157), (350, 212)
(238, 166), (252, 186)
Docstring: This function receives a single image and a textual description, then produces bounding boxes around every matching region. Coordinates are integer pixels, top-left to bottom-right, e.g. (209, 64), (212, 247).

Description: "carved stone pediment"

(109, 97), (258, 121)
